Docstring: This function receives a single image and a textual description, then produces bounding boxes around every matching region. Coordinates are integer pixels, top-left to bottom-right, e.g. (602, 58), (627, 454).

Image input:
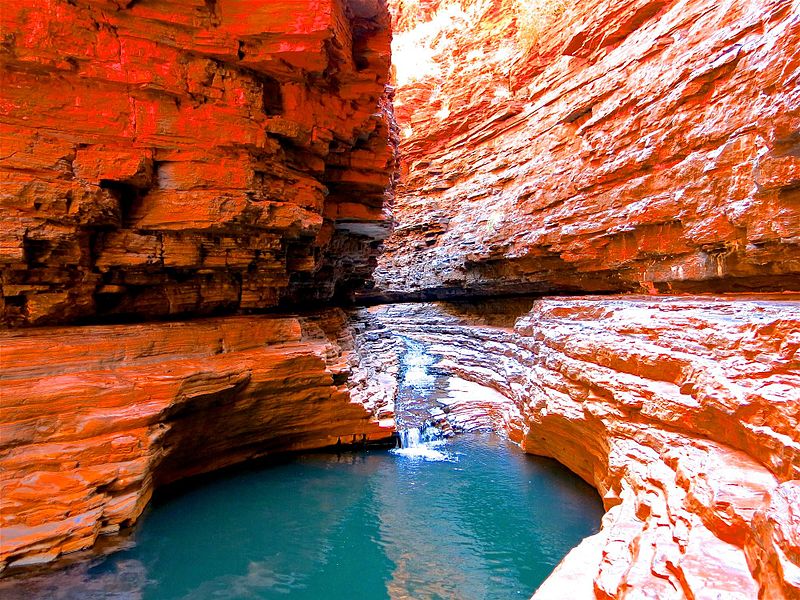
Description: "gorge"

(1, 0), (799, 598)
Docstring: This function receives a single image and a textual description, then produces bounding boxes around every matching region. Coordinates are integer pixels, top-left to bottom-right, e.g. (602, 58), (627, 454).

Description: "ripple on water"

(1, 433), (604, 600)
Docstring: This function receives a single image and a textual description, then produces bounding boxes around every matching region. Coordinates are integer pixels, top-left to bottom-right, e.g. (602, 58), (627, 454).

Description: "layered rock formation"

(0, 0), (395, 326)
(372, 0), (800, 300)
(368, 1), (800, 595)
(353, 297), (800, 599)
(371, 4), (800, 591)
(2, 0), (799, 599)
(0, 310), (393, 572)
(0, 0), (398, 573)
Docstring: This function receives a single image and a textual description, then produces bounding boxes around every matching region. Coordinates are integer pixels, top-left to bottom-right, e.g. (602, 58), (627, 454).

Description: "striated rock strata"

(0, 311), (393, 572)
(352, 296), (800, 599)
(2, 1), (799, 599)
(372, 0), (800, 300)
(0, 0), (395, 326)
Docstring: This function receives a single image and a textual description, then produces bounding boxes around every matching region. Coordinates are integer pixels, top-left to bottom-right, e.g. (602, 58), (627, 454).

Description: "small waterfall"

(398, 423), (444, 449)
(391, 337), (455, 461)
(401, 339), (436, 391)
(392, 422), (453, 461)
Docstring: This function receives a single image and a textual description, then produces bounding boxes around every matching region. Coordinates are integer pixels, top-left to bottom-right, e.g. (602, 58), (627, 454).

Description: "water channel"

(3, 336), (604, 600)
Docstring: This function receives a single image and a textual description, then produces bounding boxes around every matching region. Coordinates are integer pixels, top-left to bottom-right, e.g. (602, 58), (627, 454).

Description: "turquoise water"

(5, 434), (603, 600)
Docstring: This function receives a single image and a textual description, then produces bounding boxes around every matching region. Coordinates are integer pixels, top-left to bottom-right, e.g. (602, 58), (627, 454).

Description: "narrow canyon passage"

(1, 0), (799, 599)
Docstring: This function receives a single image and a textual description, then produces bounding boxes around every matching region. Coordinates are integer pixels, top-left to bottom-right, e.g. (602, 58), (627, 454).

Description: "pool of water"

(4, 434), (604, 600)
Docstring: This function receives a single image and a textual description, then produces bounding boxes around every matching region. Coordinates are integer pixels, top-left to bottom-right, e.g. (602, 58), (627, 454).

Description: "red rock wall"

(373, 0), (800, 300)
(0, 0), (395, 325)
(0, 0), (401, 574)
(356, 297), (800, 599)
(3, 4), (799, 599)
(0, 311), (393, 572)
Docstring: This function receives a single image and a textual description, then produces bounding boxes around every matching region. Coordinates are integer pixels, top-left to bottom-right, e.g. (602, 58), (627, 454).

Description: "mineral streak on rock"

(353, 296), (800, 599)
(0, 0), (396, 326)
(0, 310), (393, 572)
(373, 0), (800, 300)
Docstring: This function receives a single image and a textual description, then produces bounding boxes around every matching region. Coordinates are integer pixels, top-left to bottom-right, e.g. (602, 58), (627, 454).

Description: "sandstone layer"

(0, 311), (393, 573)
(372, 0), (800, 300)
(353, 296), (800, 599)
(2, 2), (799, 600)
(0, 0), (395, 326)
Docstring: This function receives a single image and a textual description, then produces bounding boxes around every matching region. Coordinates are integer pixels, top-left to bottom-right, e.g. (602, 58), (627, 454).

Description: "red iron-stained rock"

(0, 0), (396, 326)
(353, 296), (800, 599)
(0, 311), (393, 572)
(373, 0), (800, 300)
(2, 1), (799, 599)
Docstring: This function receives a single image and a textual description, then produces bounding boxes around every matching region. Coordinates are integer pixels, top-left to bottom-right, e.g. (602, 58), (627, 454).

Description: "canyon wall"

(370, 3), (800, 594)
(0, 310), (394, 572)
(0, 0), (396, 326)
(2, 1), (800, 599)
(370, 1), (800, 596)
(371, 0), (800, 300)
(0, 0), (397, 574)
(354, 297), (800, 599)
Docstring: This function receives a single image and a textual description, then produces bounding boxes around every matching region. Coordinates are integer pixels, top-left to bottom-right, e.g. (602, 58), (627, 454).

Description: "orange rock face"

(0, 311), (393, 572)
(355, 296), (800, 599)
(367, 2), (800, 595)
(372, 0), (800, 300)
(0, 0), (395, 325)
(2, 1), (799, 598)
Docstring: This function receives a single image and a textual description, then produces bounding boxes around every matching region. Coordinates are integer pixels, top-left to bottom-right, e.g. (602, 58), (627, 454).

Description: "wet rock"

(353, 296), (800, 599)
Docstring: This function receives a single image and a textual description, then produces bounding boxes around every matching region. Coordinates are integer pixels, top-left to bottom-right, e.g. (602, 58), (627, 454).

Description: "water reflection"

(2, 435), (603, 600)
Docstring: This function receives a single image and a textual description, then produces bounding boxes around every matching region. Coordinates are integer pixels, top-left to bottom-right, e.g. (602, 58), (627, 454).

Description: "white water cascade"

(391, 337), (456, 461)
(391, 422), (453, 461)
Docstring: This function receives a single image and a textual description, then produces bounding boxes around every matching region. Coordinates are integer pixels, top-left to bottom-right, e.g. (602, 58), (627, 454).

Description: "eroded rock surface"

(372, 0), (800, 300)
(0, 311), (393, 572)
(2, 1), (799, 599)
(0, 0), (395, 325)
(354, 296), (800, 599)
